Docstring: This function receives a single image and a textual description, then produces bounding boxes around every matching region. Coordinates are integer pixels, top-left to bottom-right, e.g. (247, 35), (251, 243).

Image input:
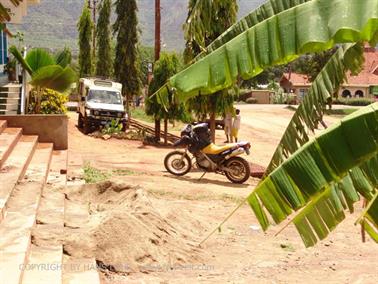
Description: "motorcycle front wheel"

(164, 151), (192, 176)
(224, 157), (251, 184)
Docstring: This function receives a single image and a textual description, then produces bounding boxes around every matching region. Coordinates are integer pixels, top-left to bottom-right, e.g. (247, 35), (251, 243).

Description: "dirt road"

(66, 105), (377, 284)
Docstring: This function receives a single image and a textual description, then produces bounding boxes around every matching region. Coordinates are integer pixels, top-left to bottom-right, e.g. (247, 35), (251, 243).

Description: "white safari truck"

(77, 78), (127, 134)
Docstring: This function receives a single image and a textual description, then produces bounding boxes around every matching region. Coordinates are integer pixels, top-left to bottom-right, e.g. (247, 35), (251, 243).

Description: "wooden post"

(164, 118), (168, 145)
(210, 112), (216, 143)
(154, 0), (161, 142)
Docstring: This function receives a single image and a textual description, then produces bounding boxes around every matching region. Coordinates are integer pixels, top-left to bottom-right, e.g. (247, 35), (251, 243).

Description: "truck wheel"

(83, 117), (90, 134)
(78, 113), (83, 128)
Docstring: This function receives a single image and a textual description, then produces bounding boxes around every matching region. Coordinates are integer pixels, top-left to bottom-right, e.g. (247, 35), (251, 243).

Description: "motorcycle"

(164, 123), (251, 184)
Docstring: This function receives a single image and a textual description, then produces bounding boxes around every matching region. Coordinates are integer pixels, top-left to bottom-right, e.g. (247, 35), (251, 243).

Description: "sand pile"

(64, 181), (203, 273)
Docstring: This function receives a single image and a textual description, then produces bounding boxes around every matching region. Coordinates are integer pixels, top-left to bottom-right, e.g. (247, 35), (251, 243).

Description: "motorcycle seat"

(202, 143), (237, 155)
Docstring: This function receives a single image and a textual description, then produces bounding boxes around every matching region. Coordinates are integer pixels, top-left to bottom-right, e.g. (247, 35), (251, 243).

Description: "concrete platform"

(0, 127), (22, 168)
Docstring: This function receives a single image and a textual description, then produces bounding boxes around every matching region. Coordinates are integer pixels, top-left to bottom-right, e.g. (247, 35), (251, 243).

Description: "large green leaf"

(9, 46), (33, 75)
(25, 48), (55, 73)
(30, 65), (76, 93)
(246, 104), (378, 244)
(154, 0), (378, 105)
(194, 0), (313, 61)
(358, 193), (378, 243)
(265, 43), (365, 174)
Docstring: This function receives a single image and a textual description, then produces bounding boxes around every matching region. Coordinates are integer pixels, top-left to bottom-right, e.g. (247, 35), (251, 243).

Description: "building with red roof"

(280, 46), (378, 101)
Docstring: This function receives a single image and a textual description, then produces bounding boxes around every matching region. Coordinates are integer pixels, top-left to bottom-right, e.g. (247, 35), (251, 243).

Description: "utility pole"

(88, 0), (97, 60)
(154, 0), (162, 142)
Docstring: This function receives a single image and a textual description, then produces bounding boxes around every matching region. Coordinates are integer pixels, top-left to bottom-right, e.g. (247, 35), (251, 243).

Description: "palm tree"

(9, 46), (76, 113)
(183, 0), (238, 142)
(151, 0), (378, 245)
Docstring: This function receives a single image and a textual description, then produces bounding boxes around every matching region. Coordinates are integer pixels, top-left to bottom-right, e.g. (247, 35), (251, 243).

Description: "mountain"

(9, 0), (264, 53)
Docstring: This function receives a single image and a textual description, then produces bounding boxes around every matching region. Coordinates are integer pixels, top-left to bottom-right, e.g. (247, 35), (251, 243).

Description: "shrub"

(101, 119), (123, 135)
(28, 88), (68, 114)
(333, 98), (374, 106)
(246, 97), (258, 104)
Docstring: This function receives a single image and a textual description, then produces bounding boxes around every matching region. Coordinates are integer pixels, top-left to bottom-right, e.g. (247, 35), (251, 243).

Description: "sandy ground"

(66, 105), (378, 284)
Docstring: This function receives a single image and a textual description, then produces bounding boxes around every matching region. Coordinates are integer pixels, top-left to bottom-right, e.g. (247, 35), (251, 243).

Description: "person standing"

(224, 111), (233, 143)
(232, 109), (241, 142)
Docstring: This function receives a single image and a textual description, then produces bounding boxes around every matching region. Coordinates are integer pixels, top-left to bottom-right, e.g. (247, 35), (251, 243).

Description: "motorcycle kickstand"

(199, 171), (207, 181)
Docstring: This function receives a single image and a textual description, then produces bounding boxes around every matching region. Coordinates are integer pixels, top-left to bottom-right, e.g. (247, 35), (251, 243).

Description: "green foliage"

(96, 0), (112, 78)
(131, 107), (155, 123)
(28, 88), (68, 114)
(55, 47), (72, 68)
(77, 0), (93, 77)
(101, 119), (123, 135)
(153, 0), (378, 107)
(333, 98), (375, 106)
(146, 52), (189, 122)
(9, 46), (77, 113)
(138, 45), (154, 85)
(183, 0), (238, 131)
(248, 104), (378, 246)
(113, 0), (141, 101)
(83, 162), (111, 184)
(292, 48), (337, 81)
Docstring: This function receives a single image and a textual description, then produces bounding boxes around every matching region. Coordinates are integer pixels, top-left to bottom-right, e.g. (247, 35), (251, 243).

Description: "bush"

(333, 98), (374, 106)
(29, 88), (68, 114)
(246, 97), (258, 104)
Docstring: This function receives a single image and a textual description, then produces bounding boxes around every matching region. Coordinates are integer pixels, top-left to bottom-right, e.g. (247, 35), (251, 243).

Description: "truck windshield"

(87, 90), (122, 104)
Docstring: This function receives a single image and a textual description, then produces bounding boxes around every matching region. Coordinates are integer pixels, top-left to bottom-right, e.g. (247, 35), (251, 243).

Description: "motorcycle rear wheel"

(164, 151), (192, 176)
(224, 156), (251, 184)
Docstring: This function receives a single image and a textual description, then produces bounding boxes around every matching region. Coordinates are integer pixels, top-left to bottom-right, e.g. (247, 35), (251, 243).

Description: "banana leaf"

(265, 43), (365, 174)
(194, 0), (313, 61)
(247, 104), (378, 242)
(358, 193), (378, 243)
(9, 46), (33, 75)
(153, 0), (378, 105)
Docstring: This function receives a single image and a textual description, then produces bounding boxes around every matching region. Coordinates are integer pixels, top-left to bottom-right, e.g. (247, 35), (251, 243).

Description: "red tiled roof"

(281, 72), (311, 85)
(281, 46), (378, 87)
(346, 47), (378, 85)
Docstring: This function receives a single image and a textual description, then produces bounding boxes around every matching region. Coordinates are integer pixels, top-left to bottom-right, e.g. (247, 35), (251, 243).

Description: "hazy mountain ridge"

(10, 0), (264, 52)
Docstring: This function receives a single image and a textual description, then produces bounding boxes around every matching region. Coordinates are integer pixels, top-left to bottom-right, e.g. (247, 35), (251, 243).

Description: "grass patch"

(83, 163), (141, 184)
(325, 108), (358, 116)
(130, 107), (155, 124)
(83, 163), (111, 184)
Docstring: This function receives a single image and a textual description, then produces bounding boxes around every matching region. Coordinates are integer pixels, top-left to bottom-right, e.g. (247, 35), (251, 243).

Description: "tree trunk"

(164, 118), (168, 145)
(155, 119), (161, 141)
(210, 112), (216, 143)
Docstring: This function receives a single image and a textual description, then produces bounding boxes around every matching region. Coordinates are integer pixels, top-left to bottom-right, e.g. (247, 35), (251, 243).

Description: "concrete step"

(0, 103), (20, 111)
(0, 120), (6, 133)
(0, 135), (38, 222)
(0, 92), (21, 99)
(21, 151), (67, 284)
(0, 84), (22, 93)
(0, 143), (53, 284)
(63, 256), (101, 284)
(0, 97), (20, 104)
(0, 109), (19, 115)
(0, 127), (22, 169)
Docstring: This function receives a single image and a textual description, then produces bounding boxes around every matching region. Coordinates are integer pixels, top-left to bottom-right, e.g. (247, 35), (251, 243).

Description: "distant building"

(280, 46), (378, 100)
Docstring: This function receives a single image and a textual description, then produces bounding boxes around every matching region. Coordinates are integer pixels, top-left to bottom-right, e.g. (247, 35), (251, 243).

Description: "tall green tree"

(113, 0), (141, 117)
(77, 0), (93, 78)
(146, 53), (189, 143)
(183, 0), (238, 142)
(96, 0), (112, 77)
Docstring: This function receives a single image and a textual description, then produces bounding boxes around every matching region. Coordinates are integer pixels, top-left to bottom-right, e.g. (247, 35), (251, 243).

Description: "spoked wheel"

(224, 157), (251, 184)
(164, 151), (192, 176)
